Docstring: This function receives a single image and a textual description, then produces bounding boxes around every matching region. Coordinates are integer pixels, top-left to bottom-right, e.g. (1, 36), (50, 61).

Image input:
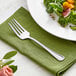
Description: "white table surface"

(0, 0), (76, 76)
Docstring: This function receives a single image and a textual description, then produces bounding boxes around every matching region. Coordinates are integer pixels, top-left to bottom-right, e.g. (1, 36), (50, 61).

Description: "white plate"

(27, 0), (76, 41)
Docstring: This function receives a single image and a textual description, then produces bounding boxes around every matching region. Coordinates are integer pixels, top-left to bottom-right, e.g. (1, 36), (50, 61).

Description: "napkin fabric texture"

(0, 7), (76, 76)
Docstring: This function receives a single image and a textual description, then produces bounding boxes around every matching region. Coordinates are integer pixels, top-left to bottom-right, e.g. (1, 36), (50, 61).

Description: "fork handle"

(29, 37), (65, 61)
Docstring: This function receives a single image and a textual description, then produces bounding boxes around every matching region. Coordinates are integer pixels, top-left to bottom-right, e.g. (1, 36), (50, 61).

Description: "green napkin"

(0, 7), (76, 76)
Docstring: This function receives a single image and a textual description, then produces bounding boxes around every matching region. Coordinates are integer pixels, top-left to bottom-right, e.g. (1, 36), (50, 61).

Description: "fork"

(8, 19), (65, 61)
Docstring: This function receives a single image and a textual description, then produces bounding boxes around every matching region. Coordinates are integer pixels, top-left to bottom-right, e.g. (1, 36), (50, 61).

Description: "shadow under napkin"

(0, 7), (76, 76)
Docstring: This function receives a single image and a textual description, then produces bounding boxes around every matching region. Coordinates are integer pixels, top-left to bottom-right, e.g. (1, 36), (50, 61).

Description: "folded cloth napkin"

(0, 7), (76, 76)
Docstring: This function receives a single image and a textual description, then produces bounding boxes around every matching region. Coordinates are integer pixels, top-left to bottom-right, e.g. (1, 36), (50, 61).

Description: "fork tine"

(10, 21), (21, 34)
(8, 23), (20, 37)
(13, 19), (25, 31)
(12, 19), (23, 32)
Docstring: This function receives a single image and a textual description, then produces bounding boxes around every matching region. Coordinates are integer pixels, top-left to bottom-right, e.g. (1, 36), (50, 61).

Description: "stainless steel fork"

(8, 19), (65, 61)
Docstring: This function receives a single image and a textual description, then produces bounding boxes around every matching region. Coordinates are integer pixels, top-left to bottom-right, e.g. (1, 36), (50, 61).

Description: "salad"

(44, 0), (76, 30)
